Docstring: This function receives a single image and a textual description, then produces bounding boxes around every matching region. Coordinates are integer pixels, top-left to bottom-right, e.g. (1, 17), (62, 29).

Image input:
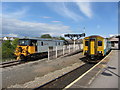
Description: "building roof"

(84, 35), (104, 39)
(109, 37), (119, 41)
(19, 37), (64, 42)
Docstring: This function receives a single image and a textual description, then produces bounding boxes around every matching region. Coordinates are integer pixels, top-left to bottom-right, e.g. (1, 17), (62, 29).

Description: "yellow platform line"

(64, 50), (113, 89)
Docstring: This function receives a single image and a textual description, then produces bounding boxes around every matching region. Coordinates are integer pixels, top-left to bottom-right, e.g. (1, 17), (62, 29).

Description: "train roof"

(19, 37), (64, 42)
(84, 35), (104, 39)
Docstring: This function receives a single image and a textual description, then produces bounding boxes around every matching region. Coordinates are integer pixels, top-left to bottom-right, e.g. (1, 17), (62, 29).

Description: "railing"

(1, 44), (83, 63)
(48, 44), (83, 60)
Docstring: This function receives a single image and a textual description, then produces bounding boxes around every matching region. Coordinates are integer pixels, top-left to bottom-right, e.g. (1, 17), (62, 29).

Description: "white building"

(2, 37), (16, 41)
(109, 36), (119, 49)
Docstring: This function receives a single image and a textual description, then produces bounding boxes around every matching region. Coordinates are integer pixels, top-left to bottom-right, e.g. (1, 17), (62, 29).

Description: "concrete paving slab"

(66, 50), (118, 89)
(89, 50), (119, 88)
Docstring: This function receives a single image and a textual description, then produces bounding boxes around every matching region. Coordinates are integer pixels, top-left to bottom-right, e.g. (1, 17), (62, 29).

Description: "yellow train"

(83, 35), (111, 60)
(14, 38), (64, 61)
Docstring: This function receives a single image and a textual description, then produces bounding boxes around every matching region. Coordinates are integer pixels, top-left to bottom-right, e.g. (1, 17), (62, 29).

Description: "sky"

(1, 2), (118, 38)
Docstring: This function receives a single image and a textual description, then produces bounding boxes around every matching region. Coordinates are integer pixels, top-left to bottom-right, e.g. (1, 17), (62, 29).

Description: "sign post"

(64, 33), (85, 50)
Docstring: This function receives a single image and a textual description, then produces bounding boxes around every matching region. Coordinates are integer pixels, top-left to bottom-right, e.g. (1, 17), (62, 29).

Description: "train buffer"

(65, 50), (119, 89)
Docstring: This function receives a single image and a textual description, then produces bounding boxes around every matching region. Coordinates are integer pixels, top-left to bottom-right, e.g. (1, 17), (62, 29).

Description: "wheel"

(19, 54), (26, 62)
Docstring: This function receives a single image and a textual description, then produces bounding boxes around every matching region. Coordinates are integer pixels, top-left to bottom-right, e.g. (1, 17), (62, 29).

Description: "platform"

(89, 50), (119, 88)
(66, 50), (119, 89)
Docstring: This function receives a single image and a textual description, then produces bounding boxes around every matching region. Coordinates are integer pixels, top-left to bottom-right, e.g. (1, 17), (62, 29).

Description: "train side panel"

(28, 46), (36, 54)
(83, 37), (89, 55)
(104, 40), (111, 55)
(37, 40), (64, 53)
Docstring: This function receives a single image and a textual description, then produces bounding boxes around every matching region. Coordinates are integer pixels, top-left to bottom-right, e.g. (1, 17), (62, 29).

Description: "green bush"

(11, 38), (19, 49)
(41, 34), (52, 38)
(2, 39), (19, 61)
(2, 40), (14, 59)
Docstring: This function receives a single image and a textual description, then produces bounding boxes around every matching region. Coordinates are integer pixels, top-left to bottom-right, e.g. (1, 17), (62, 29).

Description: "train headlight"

(84, 50), (88, 55)
(85, 50), (88, 53)
(98, 51), (102, 53)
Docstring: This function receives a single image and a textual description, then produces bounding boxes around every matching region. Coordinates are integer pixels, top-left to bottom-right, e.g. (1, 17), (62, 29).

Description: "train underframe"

(17, 52), (48, 61)
(84, 53), (104, 63)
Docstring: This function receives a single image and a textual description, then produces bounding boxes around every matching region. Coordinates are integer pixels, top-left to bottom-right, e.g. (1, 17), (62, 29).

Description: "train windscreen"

(85, 41), (89, 46)
(19, 40), (30, 46)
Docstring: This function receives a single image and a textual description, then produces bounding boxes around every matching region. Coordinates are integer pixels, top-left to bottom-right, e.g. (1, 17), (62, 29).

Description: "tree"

(59, 36), (65, 40)
(2, 38), (19, 60)
(52, 36), (66, 40)
(40, 34), (52, 38)
(2, 40), (14, 60)
(2, 40), (13, 49)
(11, 38), (19, 49)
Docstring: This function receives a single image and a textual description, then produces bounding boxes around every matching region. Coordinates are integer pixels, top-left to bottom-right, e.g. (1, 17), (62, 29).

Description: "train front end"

(14, 39), (37, 61)
(83, 35), (104, 60)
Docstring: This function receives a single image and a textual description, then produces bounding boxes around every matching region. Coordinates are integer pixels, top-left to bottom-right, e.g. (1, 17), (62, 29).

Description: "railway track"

(34, 63), (96, 89)
(0, 60), (21, 68)
(34, 51), (111, 89)
(1, 50), (82, 68)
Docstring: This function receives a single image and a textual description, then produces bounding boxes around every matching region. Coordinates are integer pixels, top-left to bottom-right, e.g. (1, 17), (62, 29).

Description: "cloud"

(51, 21), (61, 23)
(2, 18), (72, 37)
(46, 2), (83, 22)
(42, 16), (52, 18)
(1, 5), (72, 37)
(75, 2), (93, 18)
(3, 33), (18, 37)
(2, 6), (29, 19)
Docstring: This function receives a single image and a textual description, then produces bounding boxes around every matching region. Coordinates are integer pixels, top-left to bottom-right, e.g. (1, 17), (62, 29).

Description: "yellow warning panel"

(90, 40), (95, 55)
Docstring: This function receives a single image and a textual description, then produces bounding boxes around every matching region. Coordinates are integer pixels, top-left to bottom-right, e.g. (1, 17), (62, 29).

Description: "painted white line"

(88, 69), (101, 85)
(63, 51), (113, 89)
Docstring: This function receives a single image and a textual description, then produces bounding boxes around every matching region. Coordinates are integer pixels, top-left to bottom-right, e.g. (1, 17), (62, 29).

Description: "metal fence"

(48, 44), (83, 60)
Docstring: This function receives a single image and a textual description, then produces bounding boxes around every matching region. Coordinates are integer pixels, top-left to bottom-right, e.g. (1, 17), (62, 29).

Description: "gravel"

(2, 51), (85, 88)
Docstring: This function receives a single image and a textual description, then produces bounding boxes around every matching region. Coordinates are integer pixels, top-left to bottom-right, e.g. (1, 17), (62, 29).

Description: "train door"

(90, 39), (95, 55)
(30, 40), (37, 52)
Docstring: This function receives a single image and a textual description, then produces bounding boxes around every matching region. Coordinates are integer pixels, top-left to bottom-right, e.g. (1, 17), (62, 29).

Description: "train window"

(56, 42), (57, 46)
(85, 41), (88, 46)
(19, 40), (29, 46)
(98, 41), (102, 46)
(58, 42), (60, 45)
(41, 42), (43, 46)
(30, 40), (37, 46)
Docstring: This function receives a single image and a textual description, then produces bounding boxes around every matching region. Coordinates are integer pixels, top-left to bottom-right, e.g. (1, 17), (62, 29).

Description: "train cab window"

(41, 42), (43, 46)
(98, 41), (102, 46)
(29, 40), (37, 51)
(30, 40), (37, 46)
(19, 40), (29, 46)
(85, 41), (88, 46)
